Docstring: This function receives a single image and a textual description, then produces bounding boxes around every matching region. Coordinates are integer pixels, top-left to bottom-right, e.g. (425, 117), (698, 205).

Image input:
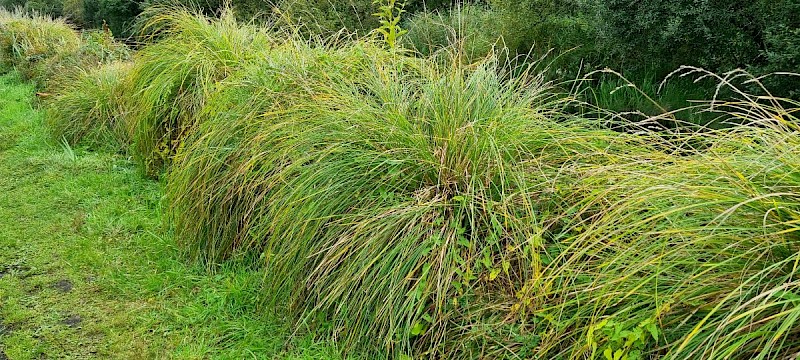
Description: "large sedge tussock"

(124, 7), (274, 175)
(0, 8), (131, 148)
(167, 44), (663, 357)
(45, 61), (133, 150)
(168, 32), (800, 358)
(0, 8), (80, 83)
(550, 72), (800, 360)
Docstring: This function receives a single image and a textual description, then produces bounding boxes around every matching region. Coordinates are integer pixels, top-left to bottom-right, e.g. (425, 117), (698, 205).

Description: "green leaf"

(482, 247), (492, 268)
(603, 347), (613, 360)
(457, 236), (470, 248)
(410, 321), (426, 336)
(779, 290), (800, 302)
(491, 216), (503, 233)
(422, 313), (433, 323)
(646, 322), (659, 341)
(614, 349), (624, 360)
(420, 263), (431, 278)
(489, 268), (501, 281)
(463, 268), (476, 282)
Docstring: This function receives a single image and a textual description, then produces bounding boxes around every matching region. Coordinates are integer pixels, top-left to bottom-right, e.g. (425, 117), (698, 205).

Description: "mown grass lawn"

(0, 73), (342, 359)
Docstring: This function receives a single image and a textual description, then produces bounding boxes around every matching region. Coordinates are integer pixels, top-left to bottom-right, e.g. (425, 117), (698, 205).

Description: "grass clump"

(124, 7), (273, 176)
(44, 61), (133, 150)
(543, 72), (800, 359)
(165, 19), (800, 356)
(0, 7), (129, 88)
(167, 35), (423, 262)
(0, 7), (80, 84)
(167, 45), (649, 357)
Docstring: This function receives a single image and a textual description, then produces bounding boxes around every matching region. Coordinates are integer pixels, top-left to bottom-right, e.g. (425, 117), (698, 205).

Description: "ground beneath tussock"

(0, 74), (342, 359)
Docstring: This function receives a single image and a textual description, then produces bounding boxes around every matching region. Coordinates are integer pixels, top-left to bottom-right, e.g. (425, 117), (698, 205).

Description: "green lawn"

(0, 73), (341, 359)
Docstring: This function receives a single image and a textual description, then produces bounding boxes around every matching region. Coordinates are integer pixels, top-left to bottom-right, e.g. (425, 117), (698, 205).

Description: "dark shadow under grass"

(0, 72), (346, 359)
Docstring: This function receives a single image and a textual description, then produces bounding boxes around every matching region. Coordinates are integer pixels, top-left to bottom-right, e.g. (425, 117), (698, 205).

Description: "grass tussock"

(0, 8), (129, 87)
(0, 7), (80, 83)
(124, 7), (274, 175)
(0, 6), (131, 150)
(45, 61), (133, 150)
(167, 32), (800, 357)
(166, 45), (660, 357)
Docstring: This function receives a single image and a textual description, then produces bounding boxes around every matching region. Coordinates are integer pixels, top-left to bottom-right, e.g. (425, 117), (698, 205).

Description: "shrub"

(592, 0), (799, 80)
(45, 61), (133, 149)
(272, 0), (378, 36)
(271, 0), (457, 37)
(59, 0), (84, 24)
(0, 0), (63, 17)
(488, 0), (595, 68)
(752, 1), (800, 97)
(123, 7), (272, 175)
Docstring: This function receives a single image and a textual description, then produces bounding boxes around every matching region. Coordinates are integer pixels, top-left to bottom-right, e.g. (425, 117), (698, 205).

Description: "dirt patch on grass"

(53, 279), (73, 293)
(62, 314), (82, 328)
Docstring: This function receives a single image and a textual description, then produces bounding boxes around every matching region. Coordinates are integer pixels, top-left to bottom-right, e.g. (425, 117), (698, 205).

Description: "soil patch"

(63, 314), (82, 328)
(54, 279), (73, 293)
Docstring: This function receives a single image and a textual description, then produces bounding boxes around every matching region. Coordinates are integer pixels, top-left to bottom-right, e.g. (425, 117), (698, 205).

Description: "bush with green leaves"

(0, 0), (63, 16)
(591, 0), (799, 80)
(488, 0), (595, 67)
(82, 0), (141, 37)
(269, 0), (456, 37)
(752, 1), (800, 97)
(271, 0), (378, 36)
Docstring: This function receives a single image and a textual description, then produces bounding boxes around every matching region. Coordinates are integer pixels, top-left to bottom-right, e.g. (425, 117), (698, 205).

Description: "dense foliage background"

(2, 0), (796, 93)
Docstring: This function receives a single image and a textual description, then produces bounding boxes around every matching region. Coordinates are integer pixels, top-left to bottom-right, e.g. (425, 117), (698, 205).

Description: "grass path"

(0, 74), (340, 359)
